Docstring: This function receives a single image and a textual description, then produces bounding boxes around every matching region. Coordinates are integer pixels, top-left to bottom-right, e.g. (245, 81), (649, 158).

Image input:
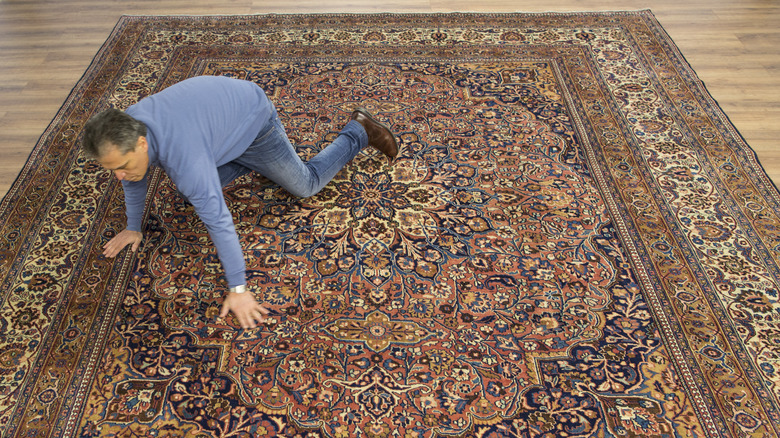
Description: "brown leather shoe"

(351, 108), (399, 160)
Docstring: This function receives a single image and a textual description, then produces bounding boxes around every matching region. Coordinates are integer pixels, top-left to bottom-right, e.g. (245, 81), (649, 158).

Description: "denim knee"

(282, 180), (320, 198)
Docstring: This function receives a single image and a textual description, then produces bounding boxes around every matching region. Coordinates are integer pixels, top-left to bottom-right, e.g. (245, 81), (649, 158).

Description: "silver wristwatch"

(230, 285), (247, 294)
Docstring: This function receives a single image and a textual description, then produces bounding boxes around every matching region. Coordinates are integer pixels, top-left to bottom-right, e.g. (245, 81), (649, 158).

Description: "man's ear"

(137, 136), (148, 153)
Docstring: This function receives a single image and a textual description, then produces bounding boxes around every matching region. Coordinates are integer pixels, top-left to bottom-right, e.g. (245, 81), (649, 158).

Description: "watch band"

(230, 285), (247, 294)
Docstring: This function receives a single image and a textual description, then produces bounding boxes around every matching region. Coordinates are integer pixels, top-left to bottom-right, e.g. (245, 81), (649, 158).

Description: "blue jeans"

(217, 110), (368, 198)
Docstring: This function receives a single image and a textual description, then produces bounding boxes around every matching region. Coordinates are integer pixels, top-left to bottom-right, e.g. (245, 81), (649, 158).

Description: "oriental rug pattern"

(1, 12), (779, 438)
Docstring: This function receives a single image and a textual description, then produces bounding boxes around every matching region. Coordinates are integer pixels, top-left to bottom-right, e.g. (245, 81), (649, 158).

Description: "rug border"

(0, 16), (142, 437)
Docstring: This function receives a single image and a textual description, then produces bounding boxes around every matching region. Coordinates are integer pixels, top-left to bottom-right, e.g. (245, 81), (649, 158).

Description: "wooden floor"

(1, 0), (778, 199)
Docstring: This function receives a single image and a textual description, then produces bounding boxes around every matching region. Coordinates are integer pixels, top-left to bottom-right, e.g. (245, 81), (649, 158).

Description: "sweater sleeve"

(175, 162), (246, 289)
(122, 176), (148, 232)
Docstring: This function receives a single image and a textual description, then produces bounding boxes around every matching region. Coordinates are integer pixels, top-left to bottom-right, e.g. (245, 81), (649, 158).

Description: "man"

(82, 75), (398, 329)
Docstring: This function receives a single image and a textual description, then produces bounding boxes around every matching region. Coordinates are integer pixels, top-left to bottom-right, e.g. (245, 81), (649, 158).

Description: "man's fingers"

(221, 293), (270, 329)
(242, 314), (257, 329)
(238, 309), (266, 329)
(102, 240), (123, 257)
(255, 305), (269, 324)
(102, 231), (142, 257)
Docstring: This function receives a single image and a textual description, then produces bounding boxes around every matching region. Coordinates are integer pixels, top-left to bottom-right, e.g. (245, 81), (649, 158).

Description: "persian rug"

(1, 11), (779, 438)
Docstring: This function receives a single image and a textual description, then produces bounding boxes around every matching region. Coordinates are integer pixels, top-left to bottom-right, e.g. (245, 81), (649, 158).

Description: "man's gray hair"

(82, 109), (147, 159)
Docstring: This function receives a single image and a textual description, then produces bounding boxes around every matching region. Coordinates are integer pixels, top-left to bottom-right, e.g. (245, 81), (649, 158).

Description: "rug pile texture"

(1, 12), (779, 438)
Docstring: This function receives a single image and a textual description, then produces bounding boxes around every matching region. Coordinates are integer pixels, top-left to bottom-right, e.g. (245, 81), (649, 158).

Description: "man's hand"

(103, 229), (143, 257)
(220, 291), (269, 329)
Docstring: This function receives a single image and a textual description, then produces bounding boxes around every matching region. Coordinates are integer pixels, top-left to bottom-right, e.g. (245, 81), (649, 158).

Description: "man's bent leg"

(217, 162), (252, 188)
(235, 113), (367, 198)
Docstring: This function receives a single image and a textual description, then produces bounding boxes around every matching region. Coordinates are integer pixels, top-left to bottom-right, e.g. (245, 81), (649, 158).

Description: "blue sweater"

(123, 75), (274, 288)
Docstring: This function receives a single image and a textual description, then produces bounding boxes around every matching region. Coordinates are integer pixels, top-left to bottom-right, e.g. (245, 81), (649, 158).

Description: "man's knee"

(285, 185), (319, 199)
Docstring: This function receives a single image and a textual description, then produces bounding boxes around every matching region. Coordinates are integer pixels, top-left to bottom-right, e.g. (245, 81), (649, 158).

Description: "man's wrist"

(230, 285), (247, 294)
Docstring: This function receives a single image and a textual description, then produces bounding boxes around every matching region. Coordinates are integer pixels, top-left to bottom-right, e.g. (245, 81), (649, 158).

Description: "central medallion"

(324, 310), (432, 352)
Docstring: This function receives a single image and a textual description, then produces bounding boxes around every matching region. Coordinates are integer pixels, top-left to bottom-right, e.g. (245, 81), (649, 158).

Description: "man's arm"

(123, 176), (148, 232)
(103, 177), (148, 257)
(183, 168), (269, 329)
(197, 203), (270, 328)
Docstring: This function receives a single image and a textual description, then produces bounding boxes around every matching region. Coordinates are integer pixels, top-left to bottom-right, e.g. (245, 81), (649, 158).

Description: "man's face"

(97, 136), (150, 182)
